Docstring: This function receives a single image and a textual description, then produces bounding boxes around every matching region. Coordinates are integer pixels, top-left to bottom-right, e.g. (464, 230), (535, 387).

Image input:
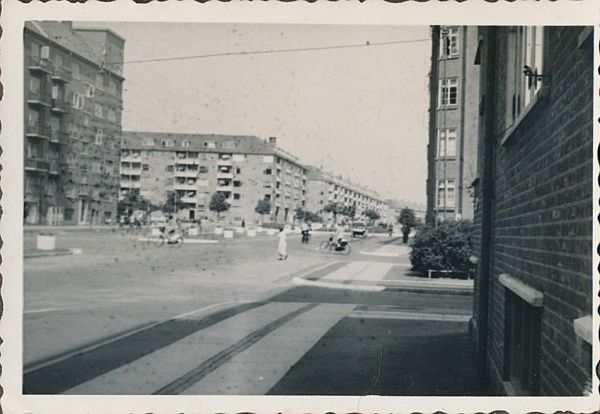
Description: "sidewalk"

(293, 252), (474, 295)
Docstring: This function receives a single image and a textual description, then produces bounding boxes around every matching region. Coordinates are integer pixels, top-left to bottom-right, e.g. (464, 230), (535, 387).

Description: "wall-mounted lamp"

(523, 65), (549, 90)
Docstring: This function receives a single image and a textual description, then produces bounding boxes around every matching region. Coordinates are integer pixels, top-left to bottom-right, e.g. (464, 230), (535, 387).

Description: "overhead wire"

(106, 38), (431, 65)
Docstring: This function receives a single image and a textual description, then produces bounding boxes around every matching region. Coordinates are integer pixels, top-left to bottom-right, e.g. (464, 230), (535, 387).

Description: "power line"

(107, 38), (431, 65)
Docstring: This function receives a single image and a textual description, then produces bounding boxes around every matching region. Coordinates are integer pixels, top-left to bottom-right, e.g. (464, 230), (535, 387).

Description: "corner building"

(426, 26), (480, 225)
(471, 26), (593, 396)
(120, 132), (307, 224)
(24, 21), (125, 225)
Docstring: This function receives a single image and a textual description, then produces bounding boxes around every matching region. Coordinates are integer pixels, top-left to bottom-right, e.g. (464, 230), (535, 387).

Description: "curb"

(24, 248), (81, 259)
(292, 277), (385, 292)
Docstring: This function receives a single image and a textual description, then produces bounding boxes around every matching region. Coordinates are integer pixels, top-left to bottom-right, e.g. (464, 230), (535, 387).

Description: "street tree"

(118, 192), (157, 221)
(323, 202), (341, 222)
(397, 207), (418, 244)
(255, 198), (272, 224)
(209, 192), (230, 221)
(163, 191), (186, 216)
(341, 205), (356, 220)
(295, 208), (321, 223)
(363, 209), (380, 224)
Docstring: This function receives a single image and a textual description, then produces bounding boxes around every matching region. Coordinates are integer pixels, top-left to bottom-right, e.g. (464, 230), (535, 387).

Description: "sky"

(80, 22), (432, 205)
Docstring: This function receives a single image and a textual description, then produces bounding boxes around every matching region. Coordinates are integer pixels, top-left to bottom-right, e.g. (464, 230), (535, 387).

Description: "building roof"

(305, 165), (384, 202)
(121, 131), (304, 166)
(24, 21), (123, 77)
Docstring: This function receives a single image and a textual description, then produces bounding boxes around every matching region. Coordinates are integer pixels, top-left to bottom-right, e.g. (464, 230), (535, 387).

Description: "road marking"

(360, 244), (406, 257)
(155, 303), (319, 395)
(181, 303), (355, 395)
(348, 310), (470, 322)
(24, 301), (267, 392)
(61, 302), (308, 395)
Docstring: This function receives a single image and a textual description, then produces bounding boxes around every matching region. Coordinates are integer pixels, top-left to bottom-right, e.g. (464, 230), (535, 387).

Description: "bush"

(410, 220), (473, 275)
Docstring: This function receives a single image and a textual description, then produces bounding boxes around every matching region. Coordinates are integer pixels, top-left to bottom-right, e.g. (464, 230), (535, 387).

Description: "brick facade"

(472, 26), (593, 396)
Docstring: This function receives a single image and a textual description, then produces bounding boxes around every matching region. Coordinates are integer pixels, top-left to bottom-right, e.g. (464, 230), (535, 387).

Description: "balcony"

(217, 158), (232, 167)
(174, 182), (197, 191)
(120, 168), (141, 176)
(217, 171), (233, 180)
(28, 57), (51, 73)
(121, 153), (142, 162)
(49, 161), (59, 175)
(51, 66), (72, 83)
(217, 184), (233, 192)
(50, 130), (67, 144)
(25, 158), (50, 172)
(121, 181), (141, 189)
(175, 169), (198, 178)
(27, 91), (51, 107)
(51, 98), (70, 114)
(26, 124), (51, 139)
(181, 195), (197, 203)
(175, 158), (199, 165)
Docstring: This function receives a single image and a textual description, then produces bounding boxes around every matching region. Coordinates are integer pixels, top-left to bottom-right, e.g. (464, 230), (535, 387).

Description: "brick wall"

(478, 26), (593, 396)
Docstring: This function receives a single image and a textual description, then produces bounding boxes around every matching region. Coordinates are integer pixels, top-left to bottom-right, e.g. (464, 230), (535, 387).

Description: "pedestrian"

(241, 218), (245, 228)
(277, 227), (288, 260)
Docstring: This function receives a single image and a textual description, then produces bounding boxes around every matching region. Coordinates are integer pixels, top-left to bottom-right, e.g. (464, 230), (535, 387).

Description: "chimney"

(269, 137), (277, 146)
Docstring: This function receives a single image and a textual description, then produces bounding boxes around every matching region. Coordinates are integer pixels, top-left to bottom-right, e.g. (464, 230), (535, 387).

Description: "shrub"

(410, 220), (473, 275)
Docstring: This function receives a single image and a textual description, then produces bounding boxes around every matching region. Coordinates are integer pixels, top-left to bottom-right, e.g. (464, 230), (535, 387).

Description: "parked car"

(351, 221), (367, 238)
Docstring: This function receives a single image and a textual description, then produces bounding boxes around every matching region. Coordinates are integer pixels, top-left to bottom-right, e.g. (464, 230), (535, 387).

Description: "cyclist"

(332, 225), (346, 250)
(164, 215), (181, 243)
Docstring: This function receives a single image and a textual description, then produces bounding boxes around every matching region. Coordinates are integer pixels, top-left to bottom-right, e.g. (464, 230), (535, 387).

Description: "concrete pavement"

(23, 230), (483, 395)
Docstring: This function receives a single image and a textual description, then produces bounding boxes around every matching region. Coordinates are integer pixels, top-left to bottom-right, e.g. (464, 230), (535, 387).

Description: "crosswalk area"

(23, 255), (472, 396)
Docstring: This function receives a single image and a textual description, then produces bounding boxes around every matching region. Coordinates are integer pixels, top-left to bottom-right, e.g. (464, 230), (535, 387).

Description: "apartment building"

(24, 21), (125, 225)
(426, 26), (480, 225)
(120, 133), (307, 224)
(304, 166), (386, 222)
(471, 26), (593, 396)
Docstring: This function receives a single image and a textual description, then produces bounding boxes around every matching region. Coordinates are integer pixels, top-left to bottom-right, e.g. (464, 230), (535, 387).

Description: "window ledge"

(437, 105), (458, 111)
(499, 273), (543, 307)
(573, 315), (593, 345)
(435, 156), (457, 161)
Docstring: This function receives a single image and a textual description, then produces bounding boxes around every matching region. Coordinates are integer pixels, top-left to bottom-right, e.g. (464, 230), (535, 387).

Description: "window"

(161, 139), (174, 147)
(29, 76), (41, 95)
(40, 45), (50, 60)
(437, 179), (455, 208)
(95, 129), (104, 145)
(232, 154), (245, 162)
(223, 141), (236, 149)
(85, 84), (95, 98)
(71, 92), (85, 110)
(505, 26), (545, 131)
(499, 274), (543, 395)
(235, 168), (241, 174)
(72, 63), (80, 80)
(95, 73), (104, 91)
(143, 164), (149, 171)
(166, 165), (174, 172)
(437, 128), (457, 158)
(181, 140), (191, 147)
(440, 27), (459, 58)
(94, 103), (103, 118)
(265, 168), (272, 175)
(233, 193), (241, 200)
(198, 166), (208, 173)
(439, 78), (458, 107)
(203, 141), (216, 149)
(108, 79), (117, 95)
(30, 42), (40, 59)
(107, 108), (116, 123)
(233, 180), (242, 187)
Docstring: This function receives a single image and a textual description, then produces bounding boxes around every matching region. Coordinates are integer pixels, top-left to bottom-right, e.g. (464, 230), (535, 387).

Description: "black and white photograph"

(1, 2), (598, 413)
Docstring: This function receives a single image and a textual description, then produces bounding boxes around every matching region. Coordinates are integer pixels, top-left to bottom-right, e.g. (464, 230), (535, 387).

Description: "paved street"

(23, 230), (482, 395)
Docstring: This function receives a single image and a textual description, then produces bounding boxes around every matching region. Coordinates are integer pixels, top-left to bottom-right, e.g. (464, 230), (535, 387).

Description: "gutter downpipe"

(477, 26), (497, 388)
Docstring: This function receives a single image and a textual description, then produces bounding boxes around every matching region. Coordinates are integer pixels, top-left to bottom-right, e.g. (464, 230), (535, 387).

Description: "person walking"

(277, 227), (288, 260)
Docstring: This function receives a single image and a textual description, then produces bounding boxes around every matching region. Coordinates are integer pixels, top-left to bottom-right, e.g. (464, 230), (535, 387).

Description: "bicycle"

(318, 238), (351, 255)
(147, 226), (184, 247)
